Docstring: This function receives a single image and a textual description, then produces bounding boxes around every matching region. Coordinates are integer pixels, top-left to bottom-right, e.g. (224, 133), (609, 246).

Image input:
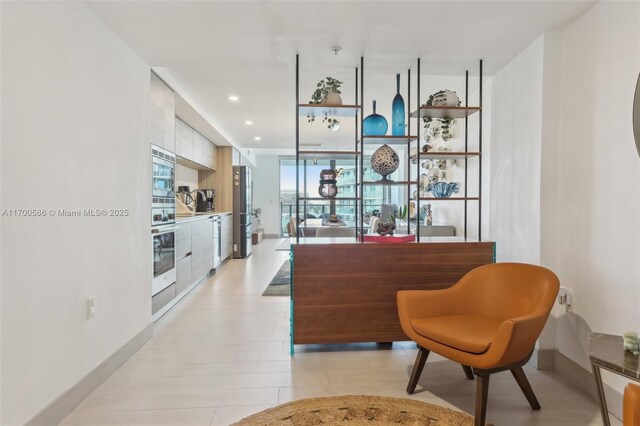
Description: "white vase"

(323, 91), (343, 106)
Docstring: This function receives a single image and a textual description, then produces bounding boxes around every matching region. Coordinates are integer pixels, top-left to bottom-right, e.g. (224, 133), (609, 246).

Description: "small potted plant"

(307, 77), (343, 131)
(421, 91), (462, 142)
(251, 207), (262, 231)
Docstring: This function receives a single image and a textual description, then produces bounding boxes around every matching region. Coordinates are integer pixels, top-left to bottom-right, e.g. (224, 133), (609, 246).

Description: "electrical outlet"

(558, 287), (573, 313)
(87, 296), (96, 319)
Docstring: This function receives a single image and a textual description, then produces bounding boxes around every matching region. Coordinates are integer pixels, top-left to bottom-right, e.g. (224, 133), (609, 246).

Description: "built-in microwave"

(151, 145), (176, 226)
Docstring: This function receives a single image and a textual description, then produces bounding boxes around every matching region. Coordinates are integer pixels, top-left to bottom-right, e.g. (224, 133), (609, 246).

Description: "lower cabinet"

(220, 214), (233, 261)
(175, 256), (192, 295)
(155, 217), (221, 320)
(191, 218), (214, 282)
(152, 283), (176, 315)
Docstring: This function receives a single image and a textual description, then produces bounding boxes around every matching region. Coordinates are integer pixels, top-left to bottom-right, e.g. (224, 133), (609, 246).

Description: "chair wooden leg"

(511, 366), (541, 410)
(406, 346), (430, 394)
(475, 373), (490, 426)
(462, 365), (474, 380)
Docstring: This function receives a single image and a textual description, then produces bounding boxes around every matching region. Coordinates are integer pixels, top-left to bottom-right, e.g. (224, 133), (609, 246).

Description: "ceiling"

(88, 0), (595, 150)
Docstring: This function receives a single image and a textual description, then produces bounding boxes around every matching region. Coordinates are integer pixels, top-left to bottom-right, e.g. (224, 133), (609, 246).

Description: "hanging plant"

(307, 77), (343, 131)
(421, 91), (462, 141)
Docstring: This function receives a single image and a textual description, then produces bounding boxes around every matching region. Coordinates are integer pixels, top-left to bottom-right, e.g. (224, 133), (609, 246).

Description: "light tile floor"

(61, 238), (620, 425)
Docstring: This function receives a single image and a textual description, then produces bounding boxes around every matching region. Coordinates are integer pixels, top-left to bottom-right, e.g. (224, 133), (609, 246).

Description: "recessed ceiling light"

(254, 136), (261, 141)
(228, 95), (239, 101)
(245, 120), (253, 125)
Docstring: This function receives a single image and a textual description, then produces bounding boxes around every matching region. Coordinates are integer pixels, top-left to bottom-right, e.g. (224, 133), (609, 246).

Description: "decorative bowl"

(427, 182), (459, 198)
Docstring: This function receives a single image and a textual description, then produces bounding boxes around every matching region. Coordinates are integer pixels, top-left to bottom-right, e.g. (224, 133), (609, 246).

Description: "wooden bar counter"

(290, 237), (495, 346)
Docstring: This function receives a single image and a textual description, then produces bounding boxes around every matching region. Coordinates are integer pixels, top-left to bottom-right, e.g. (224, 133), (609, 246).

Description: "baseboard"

(265, 233), (280, 239)
(25, 323), (154, 426)
(529, 348), (556, 370)
(541, 348), (623, 422)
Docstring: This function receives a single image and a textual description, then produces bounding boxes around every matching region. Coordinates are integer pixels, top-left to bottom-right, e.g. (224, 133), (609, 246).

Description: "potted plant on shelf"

(421, 90), (462, 142)
(390, 205), (408, 231)
(307, 77), (343, 131)
(251, 207), (262, 231)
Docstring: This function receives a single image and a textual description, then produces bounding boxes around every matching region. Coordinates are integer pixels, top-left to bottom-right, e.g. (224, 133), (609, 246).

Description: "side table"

(589, 332), (640, 425)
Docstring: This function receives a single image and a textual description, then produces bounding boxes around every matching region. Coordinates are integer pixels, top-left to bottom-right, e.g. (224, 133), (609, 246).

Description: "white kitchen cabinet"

(192, 131), (207, 167)
(162, 82), (176, 153)
(190, 218), (214, 283)
(175, 119), (216, 171)
(149, 72), (175, 152)
(149, 73), (164, 148)
(176, 118), (193, 159)
(207, 140), (217, 170)
(220, 214), (233, 261)
(175, 222), (192, 259)
(175, 256), (192, 295)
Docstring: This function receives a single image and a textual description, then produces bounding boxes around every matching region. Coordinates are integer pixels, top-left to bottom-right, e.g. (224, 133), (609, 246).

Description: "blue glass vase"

(363, 100), (388, 136)
(391, 73), (405, 136)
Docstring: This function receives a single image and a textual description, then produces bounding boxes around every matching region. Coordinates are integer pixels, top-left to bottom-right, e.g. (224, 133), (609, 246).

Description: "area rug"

(262, 260), (290, 296)
(232, 395), (474, 425)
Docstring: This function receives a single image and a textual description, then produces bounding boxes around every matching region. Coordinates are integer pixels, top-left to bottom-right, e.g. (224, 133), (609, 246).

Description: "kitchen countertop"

(176, 211), (232, 223)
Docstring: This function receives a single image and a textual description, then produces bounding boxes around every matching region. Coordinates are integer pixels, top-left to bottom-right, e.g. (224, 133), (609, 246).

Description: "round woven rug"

(232, 395), (474, 425)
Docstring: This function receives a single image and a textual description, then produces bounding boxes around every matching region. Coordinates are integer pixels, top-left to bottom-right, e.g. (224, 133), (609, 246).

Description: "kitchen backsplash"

(175, 163), (199, 190)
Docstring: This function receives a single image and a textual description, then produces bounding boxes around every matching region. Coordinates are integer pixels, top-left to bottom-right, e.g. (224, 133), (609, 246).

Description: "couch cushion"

(411, 315), (503, 355)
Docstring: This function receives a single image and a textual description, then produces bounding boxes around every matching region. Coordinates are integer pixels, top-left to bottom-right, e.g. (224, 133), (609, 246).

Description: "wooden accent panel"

(199, 146), (233, 212)
(292, 242), (495, 345)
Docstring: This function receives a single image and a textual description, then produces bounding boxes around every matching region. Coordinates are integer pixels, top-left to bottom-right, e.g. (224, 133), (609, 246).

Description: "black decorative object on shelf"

(318, 180), (338, 198)
(377, 222), (396, 236)
(318, 169), (340, 198)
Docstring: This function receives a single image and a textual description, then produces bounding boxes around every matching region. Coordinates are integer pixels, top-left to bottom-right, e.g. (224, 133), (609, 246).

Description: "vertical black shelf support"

(354, 66), (359, 242)
(416, 58), (421, 241)
(360, 56), (365, 241)
(406, 68), (411, 236)
(295, 54), (300, 243)
(464, 70), (469, 240)
(478, 59), (483, 241)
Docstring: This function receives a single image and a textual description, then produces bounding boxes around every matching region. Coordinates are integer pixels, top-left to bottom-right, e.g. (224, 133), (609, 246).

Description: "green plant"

(251, 208), (261, 218)
(307, 77), (343, 131)
(310, 77), (342, 104)
(391, 205), (408, 223)
(421, 91), (462, 141)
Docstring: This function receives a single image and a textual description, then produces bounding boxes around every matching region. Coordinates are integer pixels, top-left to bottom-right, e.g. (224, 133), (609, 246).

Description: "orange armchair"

(624, 383), (640, 426)
(397, 263), (559, 426)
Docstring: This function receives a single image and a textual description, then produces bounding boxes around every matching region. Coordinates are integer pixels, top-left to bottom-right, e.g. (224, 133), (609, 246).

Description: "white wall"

(489, 35), (544, 264)
(490, 1), (640, 396)
(252, 153), (282, 236)
(1, 3), (152, 424)
(553, 1), (640, 393)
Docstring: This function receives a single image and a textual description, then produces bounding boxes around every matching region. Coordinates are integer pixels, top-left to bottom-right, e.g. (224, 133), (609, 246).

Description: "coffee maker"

(196, 189), (216, 212)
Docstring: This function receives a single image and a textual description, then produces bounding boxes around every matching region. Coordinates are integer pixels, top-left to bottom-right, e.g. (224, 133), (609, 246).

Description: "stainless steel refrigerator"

(233, 166), (252, 258)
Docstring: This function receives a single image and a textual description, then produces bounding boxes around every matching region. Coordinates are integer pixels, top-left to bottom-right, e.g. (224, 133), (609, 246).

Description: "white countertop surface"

(176, 211), (232, 223)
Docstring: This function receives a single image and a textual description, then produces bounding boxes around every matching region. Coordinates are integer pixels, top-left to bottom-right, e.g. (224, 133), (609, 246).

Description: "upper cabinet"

(149, 72), (175, 152)
(176, 118), (193, 159)
(175, 117), (217, 171)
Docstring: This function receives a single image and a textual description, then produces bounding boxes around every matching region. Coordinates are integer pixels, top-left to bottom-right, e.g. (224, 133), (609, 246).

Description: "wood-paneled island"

(290, 238), (495, 351)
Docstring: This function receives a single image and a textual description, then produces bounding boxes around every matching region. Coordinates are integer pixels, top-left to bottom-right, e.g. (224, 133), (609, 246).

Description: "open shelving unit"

(294, 54), (484, 242)
(408, 59), (483, 240)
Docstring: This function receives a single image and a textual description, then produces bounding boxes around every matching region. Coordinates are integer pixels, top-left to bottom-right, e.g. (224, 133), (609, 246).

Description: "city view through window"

(279, 158), (404, 236)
